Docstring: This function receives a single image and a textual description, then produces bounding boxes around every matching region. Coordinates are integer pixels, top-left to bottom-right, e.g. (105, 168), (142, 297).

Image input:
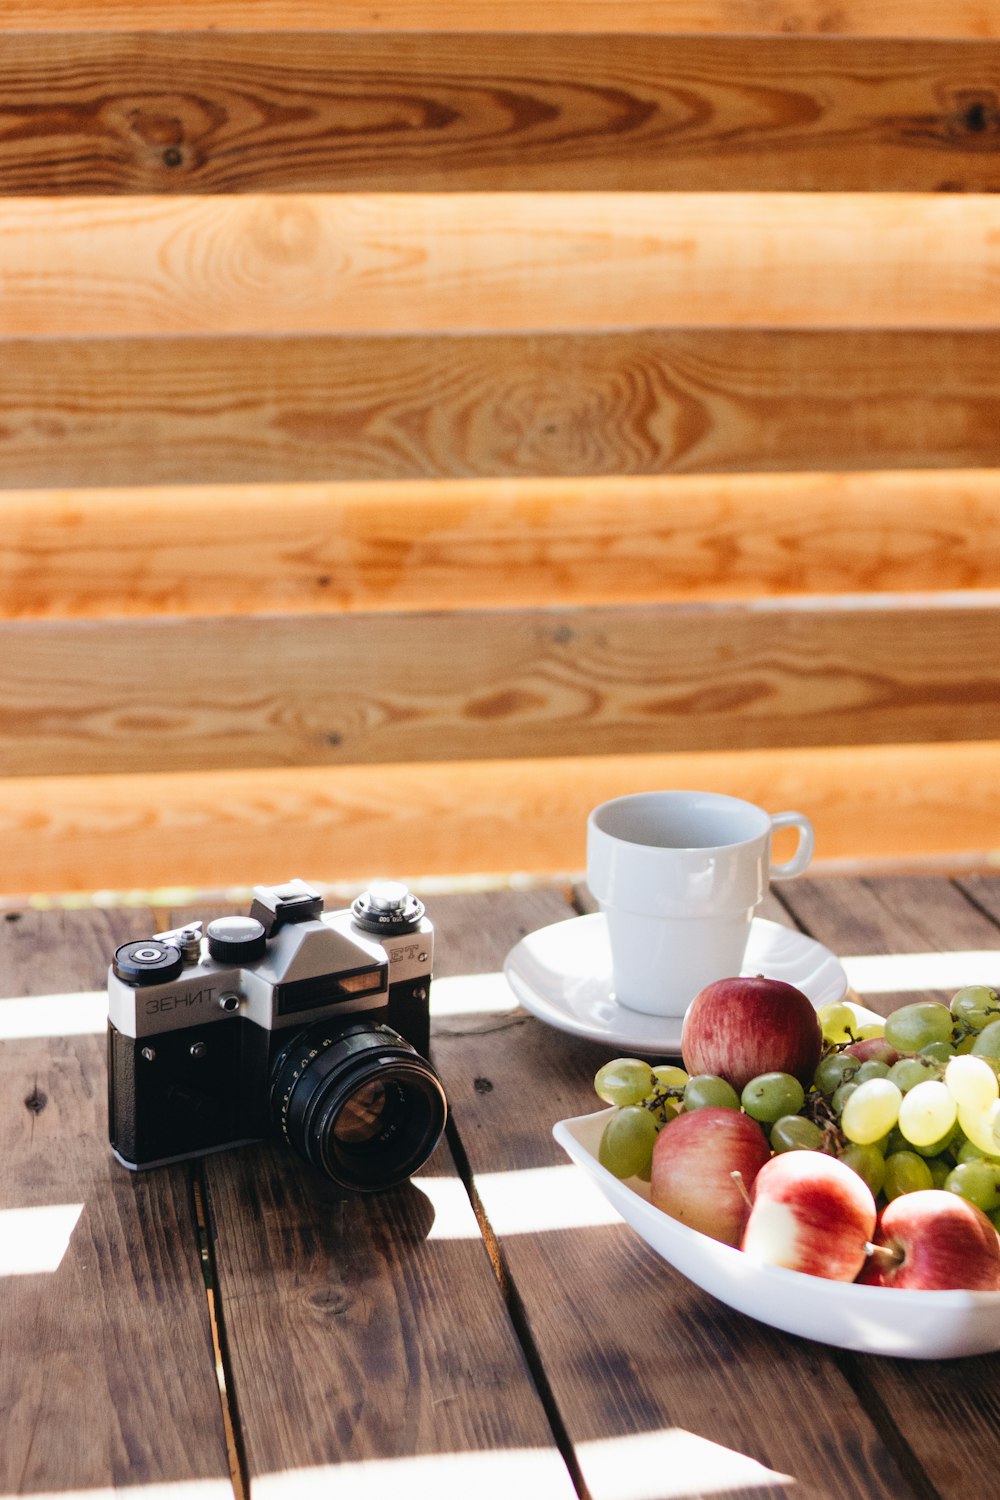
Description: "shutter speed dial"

(352, 880), (425, 935)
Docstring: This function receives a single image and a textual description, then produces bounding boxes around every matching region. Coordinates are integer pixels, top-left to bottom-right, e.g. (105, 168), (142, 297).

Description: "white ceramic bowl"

(553, 1108), (1000, 1360)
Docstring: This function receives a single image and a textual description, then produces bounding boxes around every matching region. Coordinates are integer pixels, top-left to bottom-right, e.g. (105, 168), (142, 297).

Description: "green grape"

(817, 1001), (857, 1044)
(594, 1057), (655, 1107)
(919, 1040), (956, 1066)
(955, 1033), (977, 1054)
(888, 1056), (939, 1093)
(855, 1059), (891, 1083)
(958, 1099), (1000, 1157)
(950, 985), (1000, 1030)
(883, 1126), (908, 1156)
(970, 1019), (1000, 1061)
(651, 1064), (688, 1091)
(832, 1080), (859, 1116)
(854, 1022), (886, 1041)
(926, 1157), (952, 1189)
(813, 1052), (860, 1095)
(770, 1115), (825, 1153)
(598, 1106), (658, 1179)
(910, 1122), (960, 1160)
(944, 1054), (1000, 1112)
(839, 1142), (886, 1197)
(897, 1079), (958, 1148)
(740, 1071), (805, 1124)
(884, 1001), (954, 1054)
(683, 1074), (740, 1111)
(884, 1150), (934, 1200)
(841, 1078), (903, 1145)
(944, 1161), (1000, 1215)
(955, 1136), (1000, 1166)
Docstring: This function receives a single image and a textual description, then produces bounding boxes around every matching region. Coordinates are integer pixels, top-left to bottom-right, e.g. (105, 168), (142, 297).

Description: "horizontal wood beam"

(0, 743), (996, 897)
(3, 470), (1000, 621)
(8, 192), (1000, 338)
(3, 32), (1000, 194)
(6, 328), (1000, 488)
(4, 5), (996, 40)
(2, 602), (998, 778)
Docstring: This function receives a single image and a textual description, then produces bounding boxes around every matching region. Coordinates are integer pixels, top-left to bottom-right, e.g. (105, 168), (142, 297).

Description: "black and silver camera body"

(107, 880), (447, 1193)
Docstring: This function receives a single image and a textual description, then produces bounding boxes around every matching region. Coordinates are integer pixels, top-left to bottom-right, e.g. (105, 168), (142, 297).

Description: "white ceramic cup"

(586, 790), (814, 1017)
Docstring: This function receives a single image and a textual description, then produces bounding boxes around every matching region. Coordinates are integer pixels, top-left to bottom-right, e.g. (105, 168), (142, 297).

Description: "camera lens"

(270, 1022), (447, 1193)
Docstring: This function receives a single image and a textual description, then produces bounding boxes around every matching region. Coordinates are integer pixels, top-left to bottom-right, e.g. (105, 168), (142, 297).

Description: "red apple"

(650, 1106), (770, 1246)
(741, 1151), (877, 1281)
(681, 975), (823, 1091)
(843, 1037), (900, 1066)
(863, 1190), (1000, 1291)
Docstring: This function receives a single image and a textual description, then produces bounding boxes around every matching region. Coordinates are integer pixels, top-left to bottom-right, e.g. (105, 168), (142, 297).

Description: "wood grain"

(5, 3), (999, 40)
(425, 886), (917, 1500)
(202, 1131), (576, 1494)
(10, 191), (1000, 337)
(6, 468), (1000, 621)
(4, 32), (1000, 194)
(159, 888), (577, 1495)
(3, 601), (998, 778)
(776, 876), (1000, 1498)
(0, 905), (233, 1495)
(7, 328), (1000, 487)
(0, 741), (996, 897)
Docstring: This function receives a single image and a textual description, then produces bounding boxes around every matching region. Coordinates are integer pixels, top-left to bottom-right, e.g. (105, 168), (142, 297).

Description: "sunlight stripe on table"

(0, 1485), (233, 1500)
(417, 1163), (622, 1239)
(256, 1447), (576, 1500)
(0, 990), (106, 1039)
(843, 950), (1000, 995)
(0, 1204), (83, 1276)
(251, 1425), (791, 1500)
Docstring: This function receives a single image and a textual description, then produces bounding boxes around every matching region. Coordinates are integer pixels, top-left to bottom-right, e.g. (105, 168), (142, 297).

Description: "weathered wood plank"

(2, 602), (997, 778)
(143, 892), (576, 1498)
(4, 469), (1000, 621)
(425, 885), (922, 1500)
(3, 32), (1000, 195)
(7, 328), (1000, 487)
(10, 192), (1000, 337)
(0, 737), (996, 903)
(0, 906), (233, 1495)
(776, 876), (1000, 1498)
(5, 3), (998, 40)
(201, 1130), (576, 1495)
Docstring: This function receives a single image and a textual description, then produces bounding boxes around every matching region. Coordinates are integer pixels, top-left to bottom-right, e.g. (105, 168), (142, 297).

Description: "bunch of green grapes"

(593, 984), (1000, 1227)
(811, 988), (1000, 1220)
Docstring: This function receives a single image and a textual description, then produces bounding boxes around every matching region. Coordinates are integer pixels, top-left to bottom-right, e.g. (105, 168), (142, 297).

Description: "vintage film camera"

(107, 879), (447, 1193)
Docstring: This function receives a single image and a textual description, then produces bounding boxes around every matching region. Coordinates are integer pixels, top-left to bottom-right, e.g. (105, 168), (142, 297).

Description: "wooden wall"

(1, 4), (999, 896)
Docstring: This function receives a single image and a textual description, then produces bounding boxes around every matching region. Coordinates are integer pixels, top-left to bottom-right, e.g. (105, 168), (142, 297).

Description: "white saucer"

(503, 913), (849, 1054)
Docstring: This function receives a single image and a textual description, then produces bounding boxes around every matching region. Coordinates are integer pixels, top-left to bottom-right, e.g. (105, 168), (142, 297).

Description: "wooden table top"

(3, 873), (1000, 1500)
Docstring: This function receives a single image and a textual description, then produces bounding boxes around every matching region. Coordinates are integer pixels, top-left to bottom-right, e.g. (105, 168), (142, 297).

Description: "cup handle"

(768, 811), (814, 879)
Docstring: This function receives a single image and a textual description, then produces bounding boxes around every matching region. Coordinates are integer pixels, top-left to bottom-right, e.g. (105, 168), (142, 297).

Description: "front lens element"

(333, 1079), (387, 1144)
